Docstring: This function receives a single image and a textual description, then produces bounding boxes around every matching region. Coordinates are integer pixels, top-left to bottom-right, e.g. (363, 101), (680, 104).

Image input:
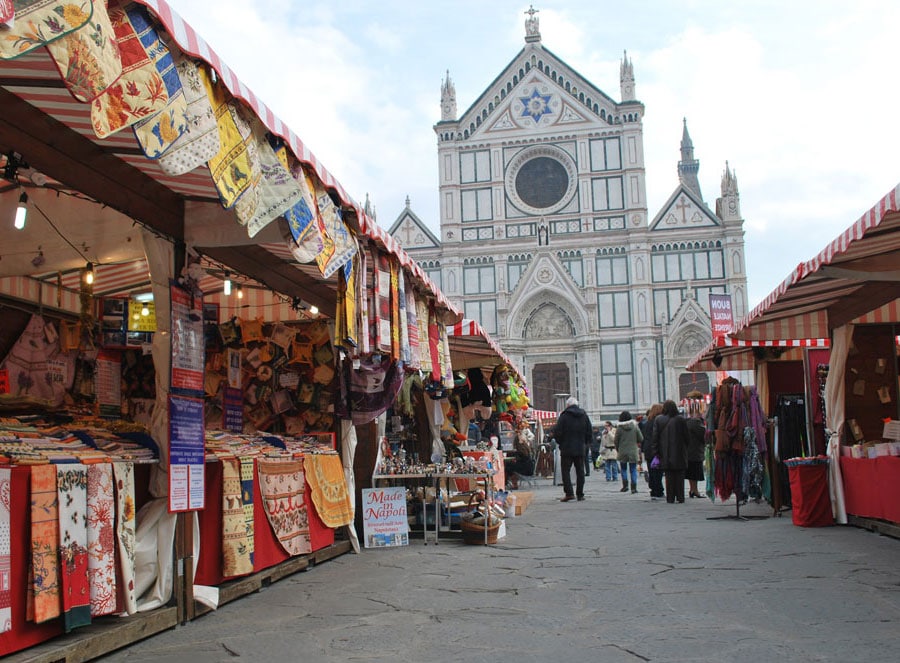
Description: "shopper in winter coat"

(614, 411), (643, 493)
(553, 396), (593, 502)
(657, 399), (689, 503)
(600, 422), (619, 480)
(643, 402), (665, 500)
(686, 412), (707, 498)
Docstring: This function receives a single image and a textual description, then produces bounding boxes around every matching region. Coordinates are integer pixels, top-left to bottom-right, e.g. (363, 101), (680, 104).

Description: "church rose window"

(505, 144), (578, 215)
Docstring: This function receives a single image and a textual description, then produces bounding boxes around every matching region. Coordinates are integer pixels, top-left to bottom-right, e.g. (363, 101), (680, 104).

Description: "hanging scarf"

(31, 464), (61, 623)
(57, 465), (91, 632)
(373, 250), (392, 354)
(404, 274), (420, 369)
(112, 462), (136, 615)
(240, 457), (256, 567)
(86, 464), (116, 616)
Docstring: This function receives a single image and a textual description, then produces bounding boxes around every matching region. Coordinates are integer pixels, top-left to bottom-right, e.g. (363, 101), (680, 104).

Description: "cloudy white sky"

(165, 0), (900, 308)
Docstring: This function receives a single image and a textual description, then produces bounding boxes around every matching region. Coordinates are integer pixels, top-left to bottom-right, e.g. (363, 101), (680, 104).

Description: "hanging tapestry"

(313, 177), (357, 279)
(397, 267), (410, 364)
(207, 85), (260, 208)
(221, 457), (253, 577)
(237, 126), (304, 238)
(239, 457), (255, 566)
(30, 464), (61, 623)
(373, 250), (392, 354)
(0, 0), (94, 60)
(57, 465), (91, 632)
(415, 296), (432, 371)
(112, 462), (136, 614)
(86, 464), (116, 616)
(404, 275), (420, 370)
(340, 355), (404, 426)
(389, 257), (402, 360)
(43, 0), (121, 103)
(157, 53), (220, 175)
(303, 454), (352, 528)
(90, 2), (175, 139)
(281, 162), (323, 263)
(335, 254), (359, 351)
(358, 246), (372, 355)
(0, 313), (76, 406)
(427, 305), (442, 381)
(257, 460), (311, 556)
(0, 467), (10, 634)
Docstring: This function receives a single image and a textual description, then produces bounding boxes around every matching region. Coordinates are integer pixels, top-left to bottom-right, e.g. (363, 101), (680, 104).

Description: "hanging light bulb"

(223, 272), (231, 296)
(141, 302), (150, 317)
(237, 284), (243, 299)
(309, 305), (319, 316)
(84, 262), (94, 285)
(14, 191), (28, 230)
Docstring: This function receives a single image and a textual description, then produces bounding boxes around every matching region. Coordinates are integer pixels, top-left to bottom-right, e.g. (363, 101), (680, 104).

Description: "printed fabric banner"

(207, 83), (260, 209)
(312, 177), (356, 279)
(0, 0), (93, 60)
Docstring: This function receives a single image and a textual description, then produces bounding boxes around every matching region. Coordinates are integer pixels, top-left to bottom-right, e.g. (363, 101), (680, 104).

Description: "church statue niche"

(524, 303), (574, 340)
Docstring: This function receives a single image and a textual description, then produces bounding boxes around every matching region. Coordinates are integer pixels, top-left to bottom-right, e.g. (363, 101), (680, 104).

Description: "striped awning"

(446, 318), (522, 379)
(687, 183), (900, 371)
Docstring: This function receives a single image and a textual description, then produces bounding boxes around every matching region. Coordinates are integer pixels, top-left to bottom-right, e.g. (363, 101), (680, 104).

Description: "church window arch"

(600, 109), (606, 120)
(500, 89), (506, 99)
(476, 116), (482, 127)
(507, 82), (513, 93)
(637, 292), (648, 323)
(488, 102), (494, 112)
(507, 253), (531, 292)
(732, 250), (743, 274)
(519, 68), (525, 78)
(513, 74), (519, 85)
(586, 97), (592, 108)
(464, 129), (470, 138)
(525, 62), (531, 72)
(565, 82), (571, 92)
(482, 109), (487, 121)
(579, 92), (584, 103)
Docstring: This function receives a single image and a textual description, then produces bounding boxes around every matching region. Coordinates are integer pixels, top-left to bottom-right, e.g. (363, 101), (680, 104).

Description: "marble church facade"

(389, 9), (748, 421)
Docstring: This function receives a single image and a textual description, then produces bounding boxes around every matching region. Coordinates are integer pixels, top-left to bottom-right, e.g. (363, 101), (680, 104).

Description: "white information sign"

(362, 487), (409, 548)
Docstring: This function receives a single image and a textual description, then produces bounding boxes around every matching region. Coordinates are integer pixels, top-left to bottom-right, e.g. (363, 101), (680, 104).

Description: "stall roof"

(688, 183), (900, 371)
(446, 319), (522, 380)
(0, 0), (459, 321)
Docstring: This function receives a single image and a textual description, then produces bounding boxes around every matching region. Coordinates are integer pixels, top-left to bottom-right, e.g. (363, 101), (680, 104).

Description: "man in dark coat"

(657, 399), (689, 503)
(553, 396), (593, 501)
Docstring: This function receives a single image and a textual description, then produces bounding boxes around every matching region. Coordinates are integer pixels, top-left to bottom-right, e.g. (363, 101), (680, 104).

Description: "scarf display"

(340, 355), (404, 426)
(112, 462), (136, 615)
(30, 464), (61, 624)
(312, 178), (357, 279)
(57, 465), (91, 632)
(283, 164), (323, 263)
(358, 246), (373, 354)
(221, 458), (253, 577)
(0, 0), (94, 60)
(207, 84), (260, 208)
(303, 454), (353, 528)
(240, 457), (256, 566)
(335, 254), (359, 351)
(257, 460), (311, 556)
(389, 256), (402, 360)
(404, 275), (419, 369)
(0, 467), (10, 634)
(86, 464), (116, 616)
(415, 296), (432, 371)
(373, 251), (392, 353)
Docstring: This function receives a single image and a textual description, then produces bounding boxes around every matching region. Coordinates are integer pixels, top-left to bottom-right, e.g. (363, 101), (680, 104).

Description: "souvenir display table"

(839, 456), (900, 525)
(461, 449), (505, 491)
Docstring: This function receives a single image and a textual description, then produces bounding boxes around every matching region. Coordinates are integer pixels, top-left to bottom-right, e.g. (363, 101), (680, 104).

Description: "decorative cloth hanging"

(0, 0), (94, 60)
(373, 250), (392, 354)
(404, 275), (420, 370)
(339, 355), (404, 426)
(313, 178), (357, 279)
(303, 454), (353, 528)
(221, 458), (253, 577)
(57, 465), (91, 632)
(397, 267), (411, 364)
(415, 296), (431, 371)
(207, 85), (259, 208)
(389, 257), (402, 360)
(282, 162), (323, 263)
(335, 253), (359, 351)
(358, 246), (373, 354)
(0, 467), (10, 634)
(86, 464), (116, 616)
(112, 462), (136, 615)
(257, 460), (311, 556)
(30, 464), (61, 624)
(239, 457), (255, 566)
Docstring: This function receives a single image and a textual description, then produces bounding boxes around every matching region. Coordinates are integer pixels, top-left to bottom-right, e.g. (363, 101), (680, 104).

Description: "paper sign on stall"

(168, 394), (205, 512)
(361, 487), (409, 548)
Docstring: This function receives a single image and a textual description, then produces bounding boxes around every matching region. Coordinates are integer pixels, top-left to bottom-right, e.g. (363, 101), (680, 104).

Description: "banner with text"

(361, 487), (409, 548)
(708, 293), (734, 340)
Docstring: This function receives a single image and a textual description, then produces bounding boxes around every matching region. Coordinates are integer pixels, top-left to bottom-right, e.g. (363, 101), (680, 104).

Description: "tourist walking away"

(685, 400), (707, 498)
(658, 400), (689, 503)
(601, 422), (619, 481)
(614, 411), (643, 493)
(554, 396), (593, 502)
(643, 403), (665, 500)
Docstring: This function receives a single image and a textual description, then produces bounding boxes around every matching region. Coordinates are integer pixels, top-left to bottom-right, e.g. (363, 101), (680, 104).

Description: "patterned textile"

(405, 276), (420, 370)
(86, 464), (116, 616)
(0, 313), (76, 406)
(374, 250), (392, 354)
(313, 176), (357, 279)
(0, 0), (93, 59)
(0, 1), (13, 25)
(257, 460), (310, 556)
(239, 457), (255, 565)
(282, 161), (323, 263)
(30, 464), (61, 623)
(157, 53), (219, 175)
(358, 246), (372, 355)
(415, 296), (432, 371)
(221, 457), (252, 577)
(43, 0), (120, 102)
(207, 83), (259, 208)
(427, 305), (442, 381)
(90, 2), (174, 139)
(303, 454), (352, 528)
(397, 268), (411, 364)
(236, 126), (303, 238)
(57, 465), (90, 632)
(112, 462), (136, 614)
(441, 325), (453, 388)
(340, 355), (404, 426)
(389, 257), (401, 360)
(0, 467), (10, 634)
(335, 254), (359, 351)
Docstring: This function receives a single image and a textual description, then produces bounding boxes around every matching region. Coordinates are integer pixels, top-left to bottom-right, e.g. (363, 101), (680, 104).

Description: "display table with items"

(839, 456), (900, 525)
(194, 431), (352, 585)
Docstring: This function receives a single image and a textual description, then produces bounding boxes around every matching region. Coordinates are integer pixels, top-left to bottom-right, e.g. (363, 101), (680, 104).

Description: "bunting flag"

(57, 465), (91, 632)
(90, 2), (175, 139)
(239, 457), (255, 566)
(30, 464), (61, 624)
(86, 464), (116, 616)
(221, 458), (253, 577)
(257, 460), (311, 556)
(157, 53), (220, 176)
(303, 455), (353, 528)
(0, 467), (10, 634)
(0, 0), (94, 60)
(404, 276), (420, 370)
(313, 177), (356, 279)
(207, 84), (259, 208)
(43, 0), (121, 103)
(112, 462), (136, 615)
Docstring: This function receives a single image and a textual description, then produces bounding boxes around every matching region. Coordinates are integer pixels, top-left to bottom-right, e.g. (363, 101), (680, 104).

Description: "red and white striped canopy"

(446, 318), (522, 378)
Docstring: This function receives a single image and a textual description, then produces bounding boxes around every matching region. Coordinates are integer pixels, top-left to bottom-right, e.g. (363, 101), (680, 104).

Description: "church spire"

(716, 161), (741, 223)
(620, 50), (635, 101)
(440, 70), (457, 121)
(678, 118), (702, 199)
(524, 5), (541, 43)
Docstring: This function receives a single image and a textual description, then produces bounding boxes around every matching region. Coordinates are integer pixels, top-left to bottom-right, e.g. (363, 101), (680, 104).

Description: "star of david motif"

(520, 89), (553, 122)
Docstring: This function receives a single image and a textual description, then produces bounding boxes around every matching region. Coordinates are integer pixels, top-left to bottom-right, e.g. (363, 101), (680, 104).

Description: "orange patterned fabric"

(30, 464), (61, 623)
(303, 454), (352, 528)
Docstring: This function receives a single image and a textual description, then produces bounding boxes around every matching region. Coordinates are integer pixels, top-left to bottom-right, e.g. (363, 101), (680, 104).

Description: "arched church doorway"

(532, 363), (571, 411)
(524, 302), (575, 411)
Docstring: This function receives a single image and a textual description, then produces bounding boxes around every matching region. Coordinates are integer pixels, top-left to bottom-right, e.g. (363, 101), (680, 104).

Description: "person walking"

(553, 396), (593, 502)
(685, 405), (707, 498)
(601, 422), (619, 481)
(614, 411), (643, 493)
(642, 403), (666, 500)
(658, 399), (690, 503)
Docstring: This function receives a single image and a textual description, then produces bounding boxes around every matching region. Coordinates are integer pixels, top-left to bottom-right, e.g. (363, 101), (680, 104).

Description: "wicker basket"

(459, 512), (501, 545)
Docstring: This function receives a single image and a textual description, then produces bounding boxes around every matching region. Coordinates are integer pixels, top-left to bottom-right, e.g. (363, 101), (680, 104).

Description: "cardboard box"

(514, 491), (534, 516)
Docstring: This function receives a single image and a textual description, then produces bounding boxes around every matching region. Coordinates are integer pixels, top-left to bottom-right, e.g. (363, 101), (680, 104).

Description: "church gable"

(649, 186), (721, 231)
(665, 295), (713, 360)
(388, 206), (440, 250)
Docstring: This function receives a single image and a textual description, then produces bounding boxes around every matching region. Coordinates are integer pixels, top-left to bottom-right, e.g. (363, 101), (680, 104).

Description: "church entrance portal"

(532, 363), (570, 412)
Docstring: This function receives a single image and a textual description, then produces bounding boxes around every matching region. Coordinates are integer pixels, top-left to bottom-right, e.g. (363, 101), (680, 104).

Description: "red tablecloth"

(787, 463), (833, 527)
(195, 458), (335, 586)
(840, 456), (900, 524)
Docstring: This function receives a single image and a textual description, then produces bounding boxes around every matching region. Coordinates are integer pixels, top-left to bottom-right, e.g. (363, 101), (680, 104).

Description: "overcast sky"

(165, 0), (900, 309)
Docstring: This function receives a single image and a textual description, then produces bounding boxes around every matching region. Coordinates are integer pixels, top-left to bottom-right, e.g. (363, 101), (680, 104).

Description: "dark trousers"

(561, 454), (585, 498)
(648, 465), (665, 497)
(665, 470), (686, 503)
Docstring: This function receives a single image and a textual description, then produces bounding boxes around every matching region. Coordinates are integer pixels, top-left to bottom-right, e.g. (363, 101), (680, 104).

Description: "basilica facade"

(389, 10), (748, 420)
